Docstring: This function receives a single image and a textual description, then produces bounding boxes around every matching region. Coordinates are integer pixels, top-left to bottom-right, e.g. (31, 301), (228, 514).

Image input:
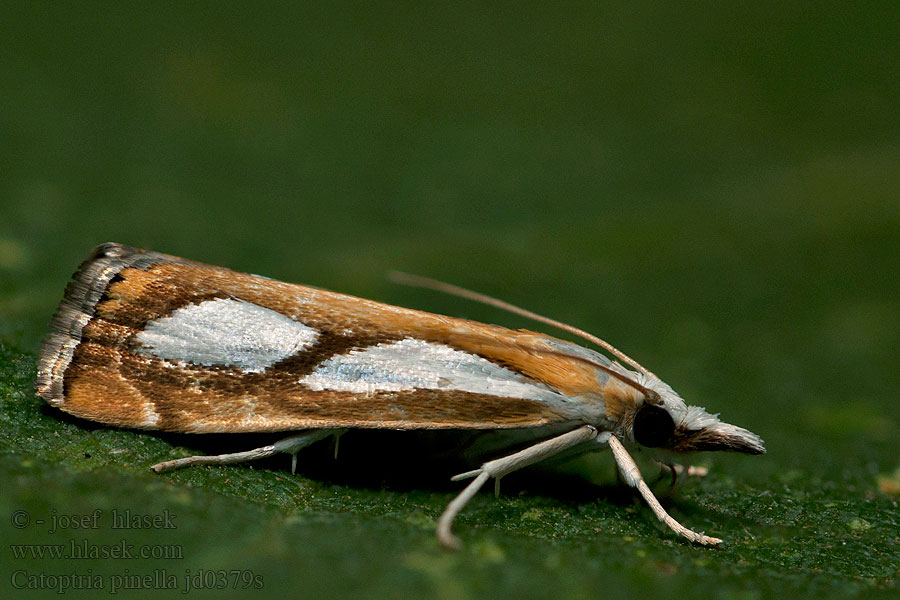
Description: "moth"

(36, 243), (765, 549)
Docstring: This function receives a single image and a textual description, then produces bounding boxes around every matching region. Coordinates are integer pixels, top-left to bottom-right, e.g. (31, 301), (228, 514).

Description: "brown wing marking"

(42, 245), (607, 432)
(103, 260), (615, 398)
(61, 336), (567, 432)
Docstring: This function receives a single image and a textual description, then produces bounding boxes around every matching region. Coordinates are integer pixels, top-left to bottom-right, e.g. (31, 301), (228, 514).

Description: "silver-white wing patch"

(299, 338), (562, 402)
(135, 298), (319, 372)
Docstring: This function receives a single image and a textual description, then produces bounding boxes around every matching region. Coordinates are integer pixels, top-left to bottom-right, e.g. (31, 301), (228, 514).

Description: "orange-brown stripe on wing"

(55, 254), (605, 432)
(61, 336), (568, 432)
(98, 261), (612, 399)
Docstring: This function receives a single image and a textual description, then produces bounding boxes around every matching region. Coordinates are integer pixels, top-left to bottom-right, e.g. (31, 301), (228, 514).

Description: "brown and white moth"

(36, 243), (764, 549)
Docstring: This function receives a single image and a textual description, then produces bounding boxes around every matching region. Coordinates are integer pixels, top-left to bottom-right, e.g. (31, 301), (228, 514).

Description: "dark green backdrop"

(1, 3), (898, 599)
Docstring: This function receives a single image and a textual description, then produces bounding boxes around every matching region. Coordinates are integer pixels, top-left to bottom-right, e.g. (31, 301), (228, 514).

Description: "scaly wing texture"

(36, 244), (625, 433)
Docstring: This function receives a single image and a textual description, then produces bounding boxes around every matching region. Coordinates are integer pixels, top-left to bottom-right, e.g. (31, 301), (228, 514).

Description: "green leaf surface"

(1, 3), (898, 599)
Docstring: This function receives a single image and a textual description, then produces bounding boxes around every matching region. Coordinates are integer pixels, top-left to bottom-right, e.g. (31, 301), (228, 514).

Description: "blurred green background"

(1, 3), (898, 599)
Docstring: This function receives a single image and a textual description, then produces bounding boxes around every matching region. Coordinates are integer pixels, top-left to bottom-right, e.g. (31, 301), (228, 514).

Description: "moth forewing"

(37, 243), (765, 550)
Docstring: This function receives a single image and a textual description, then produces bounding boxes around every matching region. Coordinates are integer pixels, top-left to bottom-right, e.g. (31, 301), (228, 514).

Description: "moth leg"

(606, 435), (722, 546)
(437, 425), (599, 550)
(685, 465), (709, 477)
(332, 430), (347, 460)
(655, 461), (709, 497)
(150, 429), (344, 473)
(657, 462), (709, 482)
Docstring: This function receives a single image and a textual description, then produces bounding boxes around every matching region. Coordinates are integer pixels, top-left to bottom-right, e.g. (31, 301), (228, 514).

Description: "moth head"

(628, 373), (765, 455)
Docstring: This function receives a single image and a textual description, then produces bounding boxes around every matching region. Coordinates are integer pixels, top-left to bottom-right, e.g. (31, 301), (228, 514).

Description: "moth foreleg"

(150, 429), (345, 473)
(437, 425), (599, 550)
(606, 435), (722, 546)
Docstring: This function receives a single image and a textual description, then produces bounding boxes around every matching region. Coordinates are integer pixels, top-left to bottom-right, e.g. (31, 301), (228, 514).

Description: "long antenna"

(389, 271), (652, 376)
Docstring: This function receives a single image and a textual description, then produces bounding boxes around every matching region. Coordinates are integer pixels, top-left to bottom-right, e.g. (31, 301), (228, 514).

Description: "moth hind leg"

(150, 429), (345, 473)
(436, 425), (599, 550)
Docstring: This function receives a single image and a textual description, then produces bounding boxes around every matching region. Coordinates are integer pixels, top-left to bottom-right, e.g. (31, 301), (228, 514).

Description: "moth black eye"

(633, 403), (675, 448)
